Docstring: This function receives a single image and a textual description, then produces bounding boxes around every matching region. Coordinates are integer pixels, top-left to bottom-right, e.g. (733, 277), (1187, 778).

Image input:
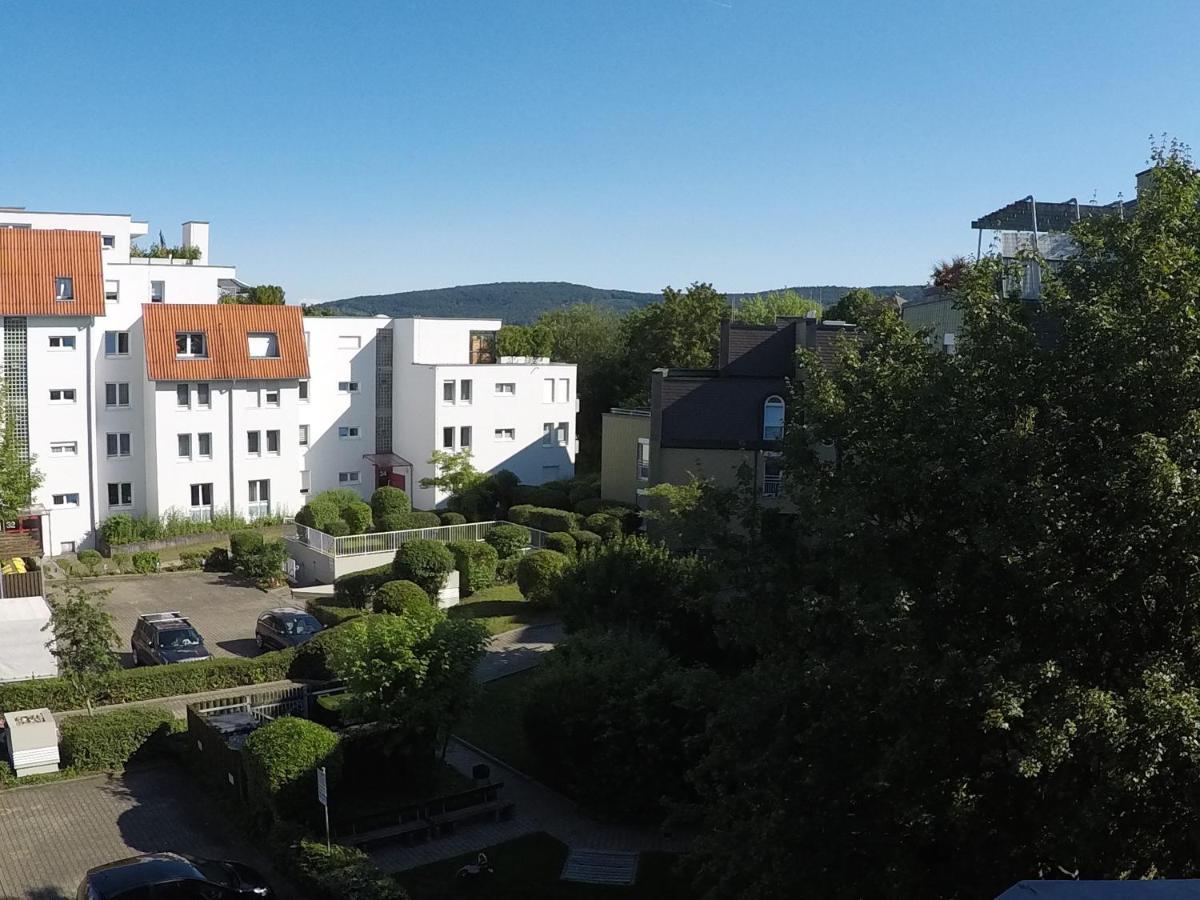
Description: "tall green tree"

(43, 583), (119, 715)
(622, 282), (730, 404)
(0, 387), (42, 526)
(220, 284), (285, 305)
(731, 289), (823, 325)
(688, 145), (1200, 898)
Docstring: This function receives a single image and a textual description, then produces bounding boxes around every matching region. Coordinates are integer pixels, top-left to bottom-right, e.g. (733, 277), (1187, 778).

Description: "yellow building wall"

(600, 412), (651, 505)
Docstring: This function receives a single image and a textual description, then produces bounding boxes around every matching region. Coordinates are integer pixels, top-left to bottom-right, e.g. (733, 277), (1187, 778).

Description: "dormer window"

(176, 332), (207, 358)
(248, 332), (280, 358)
(763, 395), (785, 441)
(55, 276), (73, 301)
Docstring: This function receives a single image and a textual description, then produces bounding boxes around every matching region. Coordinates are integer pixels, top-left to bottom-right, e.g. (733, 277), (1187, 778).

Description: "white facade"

(0, 208), (577, 553)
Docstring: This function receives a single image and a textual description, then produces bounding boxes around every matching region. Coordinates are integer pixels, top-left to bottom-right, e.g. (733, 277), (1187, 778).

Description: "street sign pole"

(317, 766), (330, 851)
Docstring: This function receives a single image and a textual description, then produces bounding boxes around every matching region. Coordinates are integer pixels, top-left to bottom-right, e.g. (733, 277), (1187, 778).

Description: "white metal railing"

(286, 518), (552, 558)
(762, 476), (783, 497)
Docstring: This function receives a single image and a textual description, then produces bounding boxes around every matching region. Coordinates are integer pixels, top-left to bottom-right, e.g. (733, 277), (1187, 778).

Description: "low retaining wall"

(101, 531), (229, 557)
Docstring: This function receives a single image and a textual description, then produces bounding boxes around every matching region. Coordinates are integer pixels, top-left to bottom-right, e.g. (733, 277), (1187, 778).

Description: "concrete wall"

(600, 411), (650, 505)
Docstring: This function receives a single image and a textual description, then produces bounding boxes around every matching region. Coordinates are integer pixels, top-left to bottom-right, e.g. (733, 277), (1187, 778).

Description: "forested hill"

(317, 281), (926, 323)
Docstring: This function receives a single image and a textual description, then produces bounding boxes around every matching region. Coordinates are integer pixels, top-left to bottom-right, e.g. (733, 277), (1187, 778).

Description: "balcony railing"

(762, 475), (783, 498)
(287, 519), (552, 558)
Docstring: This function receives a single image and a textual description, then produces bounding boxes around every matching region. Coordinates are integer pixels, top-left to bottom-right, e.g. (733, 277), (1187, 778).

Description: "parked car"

(255, 606), (323, 650)
(76, 852), (274, 898)
(130, 611), (213, 666)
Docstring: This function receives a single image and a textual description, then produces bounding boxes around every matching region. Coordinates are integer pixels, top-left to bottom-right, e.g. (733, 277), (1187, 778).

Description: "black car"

(131, 612), (213, 666)
(76, 852), (273, 898)
(255, 606), (323, 650)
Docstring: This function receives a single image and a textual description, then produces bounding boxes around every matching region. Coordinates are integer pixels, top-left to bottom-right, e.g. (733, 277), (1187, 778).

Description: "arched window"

(763, 395), (785, 441)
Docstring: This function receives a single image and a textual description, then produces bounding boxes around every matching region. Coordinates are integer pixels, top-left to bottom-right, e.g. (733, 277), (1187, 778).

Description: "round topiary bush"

(517, 549), (570, 604)
(244, 717), (341, 822)
(392, 539), (455, 598)
(439, 511), (467, 526)
(448, 540), (499, 594)
(131, 551), (160, 574)
(230, 530), (265, 564)
(584, 513), (623, 542)
(290, 623), (357, 681)
(485, 523), (530, 559)
(569, 529), (602, 556)
(543, 532), (576, 558)
(373, 580), (433, 615)
(342, 501), (374, 535)
(370, 486), (411, 527)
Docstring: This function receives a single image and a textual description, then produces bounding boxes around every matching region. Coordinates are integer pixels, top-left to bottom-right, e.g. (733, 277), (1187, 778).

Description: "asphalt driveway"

(0, 765), (295, 899)
(96, 572), (292, 667)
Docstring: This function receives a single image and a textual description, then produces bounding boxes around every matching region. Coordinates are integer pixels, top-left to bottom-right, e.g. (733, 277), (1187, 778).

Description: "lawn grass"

(449, 582), (557, 635)
(396, 832), (689, 899)
(455, 668), (540, 776)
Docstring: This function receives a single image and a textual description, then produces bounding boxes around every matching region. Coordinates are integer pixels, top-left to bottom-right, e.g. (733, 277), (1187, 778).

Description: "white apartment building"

(0, 208), (576, 553)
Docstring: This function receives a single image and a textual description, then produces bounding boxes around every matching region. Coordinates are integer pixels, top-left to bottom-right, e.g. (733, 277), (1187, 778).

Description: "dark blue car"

(130, 612), (213, 666)
(76, 852), (273, 898)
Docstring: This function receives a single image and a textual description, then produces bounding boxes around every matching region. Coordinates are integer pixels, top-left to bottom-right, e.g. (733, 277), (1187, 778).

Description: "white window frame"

(460, 425), (472, 448)
(542, 378), (555, 403)
(247, 431), (261, 455)
(104, 279), (119, 302)
(107, 482), (133, 508)
(266, 429), (280, 454)
(189, 482), (214, 520)
(247, 332), (280, 359)
(542, 423), (554, 446)
(52, 493), (80, 507)
(196, 383), (211, 408)
(636, 438), (650, 482)
(337, 380), (359, 394)
(54, 276), (73, 301)
(101, 234), (115, 250)
(555, 422), (569, 446)
(763, 395), (786, 441)
(177, 433), (192, 459)
(105, 382), (130, 409)
(299, 425), (310, 447)
(48, 335), (76, 351)
(338, 471), (362, 485)
(198, 432), (212, 458)
(559, 378), (570, 402)
(104, 331), (130, 357)
(495, 428), (516, 441)
(50, 441), (78, 456)
(494, 382), (516, 396)
(338, 425), (361, 441)
(150, 280), (165, 303)
(175, 332), (207, 358)
(247, 479), (271, 519)
(442, 380), (456, 404)
(263, 388), (281, 407)
(299, 380), (309, 402)
(460, 379), (473, 404)
(49, 388), (76, 403)
(105, 432), (132, 458)
(176, 383), (191, 408)
(443, 426), (455, 449)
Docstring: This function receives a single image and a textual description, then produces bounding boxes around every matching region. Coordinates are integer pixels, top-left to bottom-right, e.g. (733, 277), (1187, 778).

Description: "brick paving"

(0, 764), (294, 900)
(95, 572), (292, 667)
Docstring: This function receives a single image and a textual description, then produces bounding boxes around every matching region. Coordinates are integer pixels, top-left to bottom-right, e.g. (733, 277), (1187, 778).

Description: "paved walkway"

(473, 622), (564, 681)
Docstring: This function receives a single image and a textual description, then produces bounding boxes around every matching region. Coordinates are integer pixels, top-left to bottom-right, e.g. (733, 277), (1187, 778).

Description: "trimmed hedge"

(584, 513), (624, 542)
(447, 541), (498, 595)
(307, 599), (363, 629)
(59, 706), (175, 770)
(572, 497), (607, 517)
(131, 551), (160, 574)
(333, 564), (392, 609)
(517, 549), (570, 604)
(507, 505), (580, 534)
(439, 511), (467, 526)
(392, 539), (455, 598)
(245, 717), (340, 823)
(293, 839), (409, 900)
(569, 529), (603, 555)
(373, 580), (432, 615)
(376, 510), (441, 532)
(343, 501), (374, 535)
(543, 532), (577, 558)
(511, 485), (572, 510)
(485, 523), (530, 559)
(0, 650), (294, 712)
(497, 556), (521, 583)
(297, 489), (372, 537)
(370, 486), (411, 527)
(290, 623), (358, 681)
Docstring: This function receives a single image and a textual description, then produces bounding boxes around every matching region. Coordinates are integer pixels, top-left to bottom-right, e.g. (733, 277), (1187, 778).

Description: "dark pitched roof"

(996, 881), (1200, 899)
(972, 198), (1136, 232)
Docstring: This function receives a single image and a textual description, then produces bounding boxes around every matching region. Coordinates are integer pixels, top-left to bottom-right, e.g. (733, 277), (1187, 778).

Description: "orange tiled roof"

(142, 303), (311, 381)
(0, 229), (105, 316)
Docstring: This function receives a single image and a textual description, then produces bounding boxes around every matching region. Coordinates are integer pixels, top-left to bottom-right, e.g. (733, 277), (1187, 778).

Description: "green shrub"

(306, 600), (363, 630)
(177, 549), (206, 570)
(203, 547), (233, 572)
(333, 564), (392, 609)
(113, 553), (133, 574)
(573, 497), (607, 517)
(568, 480), (600, 507)
(245, 717), (340, 822)
(392, 539), (455, 598)
(507, 505), (579, 533)
(99, 511), (278, 546)
(370, 486), (411, 528)
(497, 556), (521, 583)
(59, 707), (174, 770)
(517, 549), (570, 604)
(293, 839), (409, 900)
(439, 511), (467, 526)
(602, 504), (643, 535)
(447, 540), (498, 595)
(230, 529), (264, 563)
(376, 510), (441, 531)
(78, 549), (103, 568)
(99, 514), (137, 546)
(290, 623), (358, 680)
(448, 482), (497, 521)
(506, 504), (535, 526)
(297, 489), (374, 537)
(584, 513), (623, 542)
(569, 529), (603, 555)
(490, 469), (520, 509)
(131, 551), (159, 574)
(544, 532), (577, 558)
(238, 539), (287, 585)
(342, 501), (374, 535)
(373, 580), (433, 615)
(0, 651), (293, 712)
(485, 523), (530, 559)
(512, 485), (572, 510)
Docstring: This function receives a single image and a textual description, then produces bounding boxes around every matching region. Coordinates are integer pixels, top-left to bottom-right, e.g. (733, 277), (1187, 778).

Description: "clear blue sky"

(5, 1), (1198, 302)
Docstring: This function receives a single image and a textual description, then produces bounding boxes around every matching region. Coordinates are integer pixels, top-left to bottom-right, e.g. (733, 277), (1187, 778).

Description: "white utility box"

(3, 707), (60, 777)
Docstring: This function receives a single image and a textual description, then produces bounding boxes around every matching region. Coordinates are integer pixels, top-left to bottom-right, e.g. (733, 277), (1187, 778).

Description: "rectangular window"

(105, 382), (130, 408)
(338, 425), (360, 440)
(175, 332), (206, 358)
(106, 432), (131, 458)
(60, 541), (76, 554)
(494, 382), (516, 396)
(150, 280), (165, 302)
(196, 383), (211, 407)
(556, 422), (569, 446)
(298, 380), (309, 401)
(55, 276), (73, 301)
(304, 331), (311, 352)
(263, 389), (280, 407)
(338, 471), (361, 485)
(443, 427), (455, 449)
(53, 493), (80, 507)
(107, 482), (133, 507)
(247, 431), (261, 455)
(104, 331), (129, 356)
(337, 381), (359, 393)
(762, 455), (784, 497)
(248, 479), (271, 518)
(176, 383), (190, 407)
(101, 234), (115, 250)
(177, 434), (191, 459)
(460, 426), (472, 448)
(49, 388), (76, 403)
(636, 438), (650, 481)
(337, 335), (361, 350)
(48, 335), (76, 350)
(460, 380), (473, 403)
(267, 430), (280, 454)
(495, 428), (515, 441)
(190, 483), (213, 517)
(198, 432), (212, 458)
(248, 332), (280, 358)
(104, 279), (119, 302)
(50, 441), (78, 456)
(443, 380), (456, 404)
(559, 378), (570, 402)
(301, 470), (311, 493)
(543, 379), (555, 403)
(299, 425), (309, 447)
(542, 423), (554, 446)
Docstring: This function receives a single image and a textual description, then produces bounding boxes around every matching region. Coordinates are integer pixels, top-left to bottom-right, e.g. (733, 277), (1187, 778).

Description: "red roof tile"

(142, 303), (311, 381)
(0, 229), (105, 316)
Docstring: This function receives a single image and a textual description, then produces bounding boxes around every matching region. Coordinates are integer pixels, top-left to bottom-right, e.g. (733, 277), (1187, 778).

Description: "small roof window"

(54, 276), (73, 301)
(248, 332), (280, 358)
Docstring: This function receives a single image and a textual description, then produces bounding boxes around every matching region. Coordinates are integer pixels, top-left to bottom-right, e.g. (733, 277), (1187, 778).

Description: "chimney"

(181, 221), (209, 262)
(1135, 168), (1155, 197)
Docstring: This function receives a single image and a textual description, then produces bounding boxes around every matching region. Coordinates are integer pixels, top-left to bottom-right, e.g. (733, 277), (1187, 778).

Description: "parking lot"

(97, 572), (294, 667)
(0, 765), (295, 899)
